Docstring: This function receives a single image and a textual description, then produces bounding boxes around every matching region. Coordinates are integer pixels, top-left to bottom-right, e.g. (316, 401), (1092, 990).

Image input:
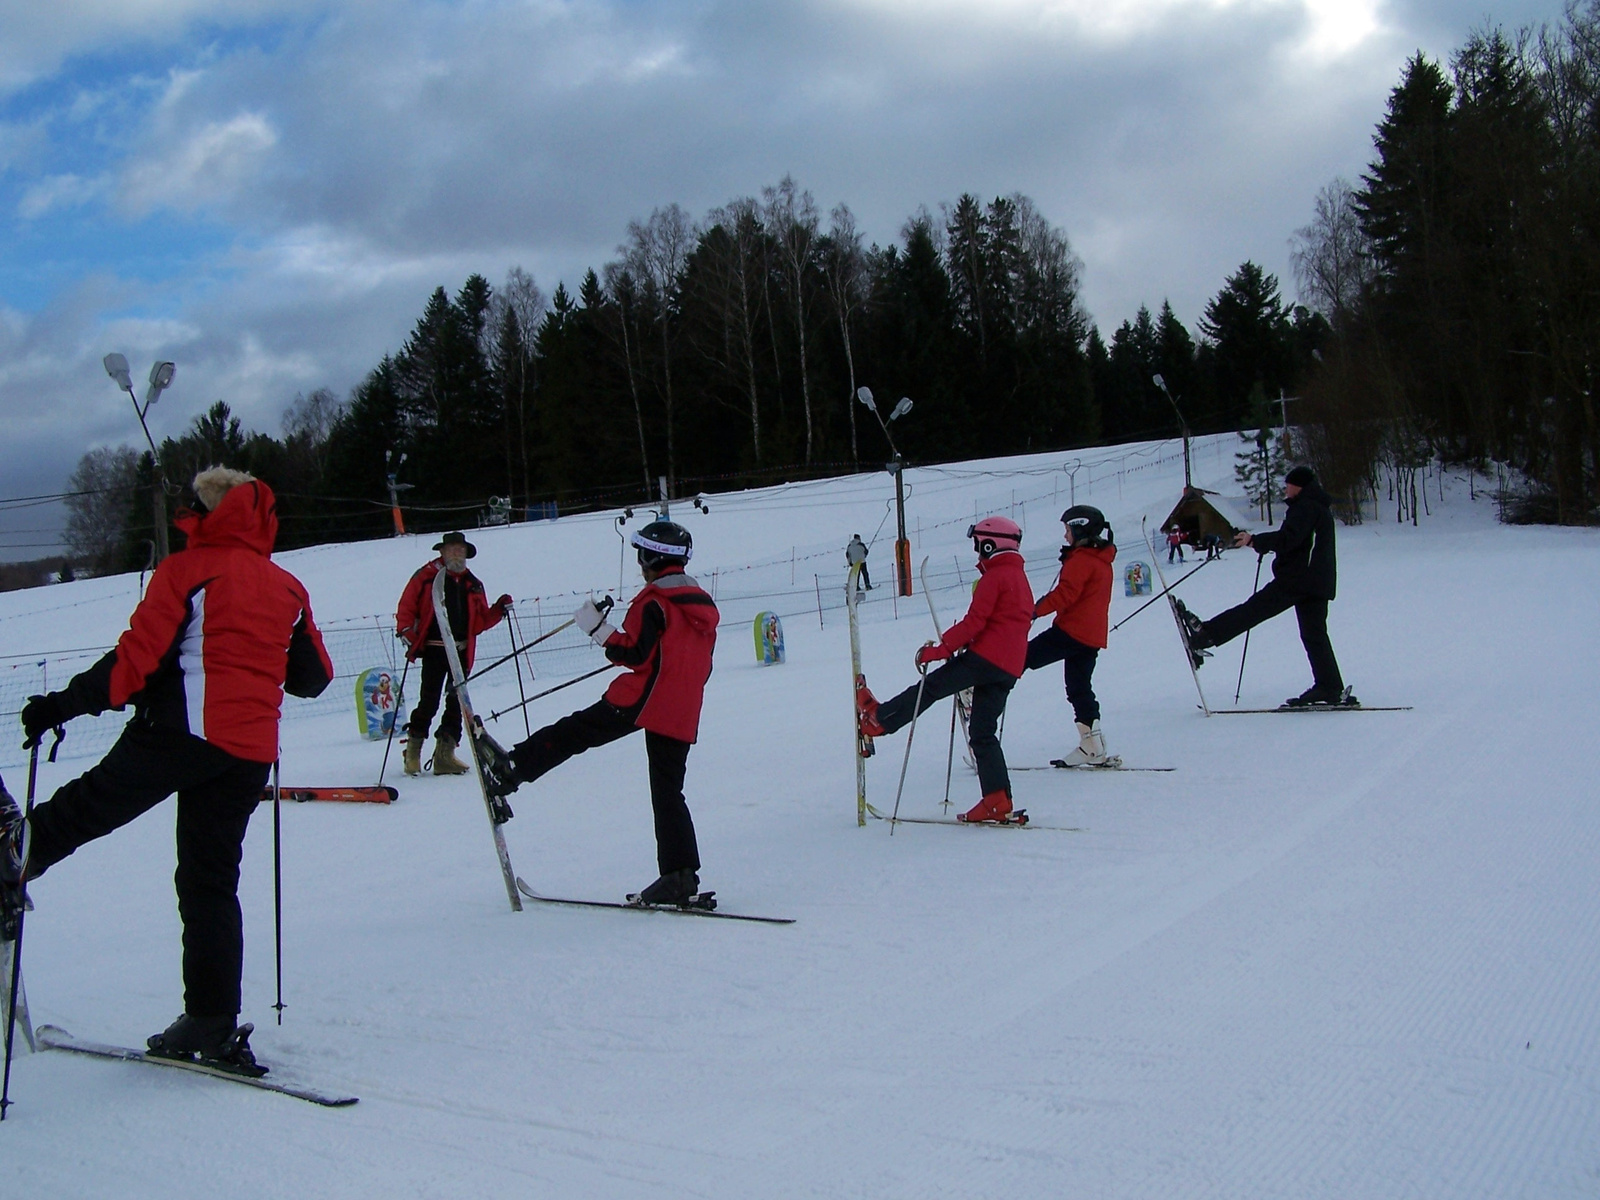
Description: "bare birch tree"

(65, 445), (139, 575)
(701, 197), (767, 462)
(821, 202), (868, 465)
(1291, 178), (1374, 328)
(621, 202), (693, 487)
(601, 262), (653, 487)
(764, 176), (821, 462)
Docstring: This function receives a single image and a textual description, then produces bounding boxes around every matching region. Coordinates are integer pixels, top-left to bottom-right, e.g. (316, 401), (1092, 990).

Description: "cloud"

(17, 171), (103, 218)
(119, 109), (277, 213)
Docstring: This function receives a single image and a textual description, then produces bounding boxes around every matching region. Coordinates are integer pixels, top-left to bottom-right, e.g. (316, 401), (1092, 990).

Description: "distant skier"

(479, 521), (719, 906)
(1026, 506), (1116, 765)
(1175, 465), (1347, 706)
(395, 532), (511, 777)
(1166, 526), (1186, 563)
(856, 516), (1034, 823)
(846, 534), (872, 591)
(0, 468), (332, 1071)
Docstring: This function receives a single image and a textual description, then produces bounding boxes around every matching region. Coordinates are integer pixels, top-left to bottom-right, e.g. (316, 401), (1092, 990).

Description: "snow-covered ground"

(3, 435), (1597, 1198)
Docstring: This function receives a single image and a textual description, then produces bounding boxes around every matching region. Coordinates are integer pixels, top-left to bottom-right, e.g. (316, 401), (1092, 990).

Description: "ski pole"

(505, 604), (533, 739)
(1109, 557), (1213, 633)
(2, 741), (40, 1120)
(272, 758), (285, 1026)
(889, 652), (933, 834)
(1233, 556), (1265, 704)
(376, 653), (412, 788)
(941, 701), (958, 813)
(486, 664), (611, 723)
(464, 601), (607, 685)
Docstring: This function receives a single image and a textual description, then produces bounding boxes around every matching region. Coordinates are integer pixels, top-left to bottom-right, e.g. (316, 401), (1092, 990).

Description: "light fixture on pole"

(103, 353), (176, 562)
(857, 386), (916, 595)
(1152, 373), (1192, 490)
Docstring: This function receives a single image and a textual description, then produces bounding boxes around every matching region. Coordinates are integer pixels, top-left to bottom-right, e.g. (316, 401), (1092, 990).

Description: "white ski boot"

(1058, 720), (1108, 766)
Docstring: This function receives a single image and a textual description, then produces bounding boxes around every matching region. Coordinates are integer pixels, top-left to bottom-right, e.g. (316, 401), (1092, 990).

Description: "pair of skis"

(434, 571), (791, 926)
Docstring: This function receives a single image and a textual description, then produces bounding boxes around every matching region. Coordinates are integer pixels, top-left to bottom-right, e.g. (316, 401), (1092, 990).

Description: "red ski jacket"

(54, 479), (333, 764)
(600, 568), (719, 743)
(396, 560), (503, 671)
(1034, 543), (1116, 649)
(935, 549), (1034, 677)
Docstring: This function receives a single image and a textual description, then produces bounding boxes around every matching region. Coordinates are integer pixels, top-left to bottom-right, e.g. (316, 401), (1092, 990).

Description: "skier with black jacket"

(1175, 465), (1346, 705)
(480, 521), (719, 906)
(0, 468), (333, 1072)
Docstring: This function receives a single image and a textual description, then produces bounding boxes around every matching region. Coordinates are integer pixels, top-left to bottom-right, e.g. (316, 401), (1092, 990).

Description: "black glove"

(21, 693), (66, 748)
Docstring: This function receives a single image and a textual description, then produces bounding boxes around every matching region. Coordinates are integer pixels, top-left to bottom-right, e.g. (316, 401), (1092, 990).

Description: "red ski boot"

(855, 675), (885, 742)
(958, 789), (1015, 824)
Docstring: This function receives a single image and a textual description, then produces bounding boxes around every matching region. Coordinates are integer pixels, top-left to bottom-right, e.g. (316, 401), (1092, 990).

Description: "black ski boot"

(0, 776), (30, 942)
(629, 868), (701, 908)
(1284, 684), (1353, 708)
(1172, 599), (1212, 669)
(148, 1014), (268, 1076)
(472, 726), (519, 821)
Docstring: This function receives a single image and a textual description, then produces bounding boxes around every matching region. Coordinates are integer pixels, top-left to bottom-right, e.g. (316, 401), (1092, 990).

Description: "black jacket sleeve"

(54, 650), (118, 721)
(285, 613), (334, 699)
(605, 601), (666, 668)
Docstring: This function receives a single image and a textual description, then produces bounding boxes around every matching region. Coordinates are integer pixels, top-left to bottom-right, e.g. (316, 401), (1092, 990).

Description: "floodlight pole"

(104, 355), (175, 562)
(1153, 374), (1193, 490)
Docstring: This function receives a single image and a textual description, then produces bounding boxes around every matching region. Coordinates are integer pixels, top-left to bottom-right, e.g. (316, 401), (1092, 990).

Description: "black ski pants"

(1025, 626), (1101, 726)
(406, 644), (461, 742)
(1202, 580), (1344, 693)
(26, 721), (268, 1018)
(875, 651), (1017, 798)
(509, 699), (699, 876)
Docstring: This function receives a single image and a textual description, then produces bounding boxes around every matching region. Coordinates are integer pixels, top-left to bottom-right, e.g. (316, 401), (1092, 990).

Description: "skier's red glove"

(495, 594), (513, 613)
(915, 642), (950, 667)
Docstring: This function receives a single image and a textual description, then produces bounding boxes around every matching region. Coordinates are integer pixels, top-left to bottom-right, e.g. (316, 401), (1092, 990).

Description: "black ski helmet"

(1061, 505), (1111, 545)
(631, 520), (693, 570)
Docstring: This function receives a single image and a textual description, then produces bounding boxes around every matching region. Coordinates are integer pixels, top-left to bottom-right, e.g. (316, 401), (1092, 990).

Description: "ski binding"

(515, 878), (795, 925)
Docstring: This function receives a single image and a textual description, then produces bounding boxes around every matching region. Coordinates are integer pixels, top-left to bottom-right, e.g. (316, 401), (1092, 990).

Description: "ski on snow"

(433, 567), (523, 912)
(1011, 759), (1176, 772)
(514, 878), (794, 925)
(1213, 704), (1413, 714)
(35, 1025), (358, 1107)
(261, 785), (397, 804)
(1213, 685), (1410, 714)
(864, 805), (1084, 832)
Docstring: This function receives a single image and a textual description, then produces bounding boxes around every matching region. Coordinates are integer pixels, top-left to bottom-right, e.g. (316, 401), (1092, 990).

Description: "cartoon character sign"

(752, 611), (785, 665)
(1124, 561), (1153, 597)
(356, 665), (407, 740)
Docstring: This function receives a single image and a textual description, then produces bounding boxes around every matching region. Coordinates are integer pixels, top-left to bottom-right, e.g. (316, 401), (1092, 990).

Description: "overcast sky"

(0, 0), (1567, 559)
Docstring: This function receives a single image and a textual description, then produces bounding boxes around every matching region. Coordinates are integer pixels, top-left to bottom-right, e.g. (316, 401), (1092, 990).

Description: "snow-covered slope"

(4, 435), (1598, 1199)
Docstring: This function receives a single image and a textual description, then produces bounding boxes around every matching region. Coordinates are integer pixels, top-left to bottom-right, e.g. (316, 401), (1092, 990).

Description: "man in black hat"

(1174, 466), (1348, 706)
(395, 532), (511, 775)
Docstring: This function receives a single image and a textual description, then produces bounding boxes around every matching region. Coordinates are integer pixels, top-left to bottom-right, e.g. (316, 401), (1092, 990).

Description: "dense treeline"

(1292, 4), (1600, 523)
(67, 181), (1323, 571)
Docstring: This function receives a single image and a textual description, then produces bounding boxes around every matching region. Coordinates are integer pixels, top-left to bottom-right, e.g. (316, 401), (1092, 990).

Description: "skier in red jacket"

(857, 516), (1034, 823)
(395, 531), (510, 777)
(1, 468), (332, 1072)
(481, 521), (720, 906)
(1026, 506), (1117, 765)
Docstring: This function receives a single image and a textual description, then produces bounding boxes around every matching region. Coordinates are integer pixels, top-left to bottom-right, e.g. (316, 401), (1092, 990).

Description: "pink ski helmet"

(968, 515), (1023, 557)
